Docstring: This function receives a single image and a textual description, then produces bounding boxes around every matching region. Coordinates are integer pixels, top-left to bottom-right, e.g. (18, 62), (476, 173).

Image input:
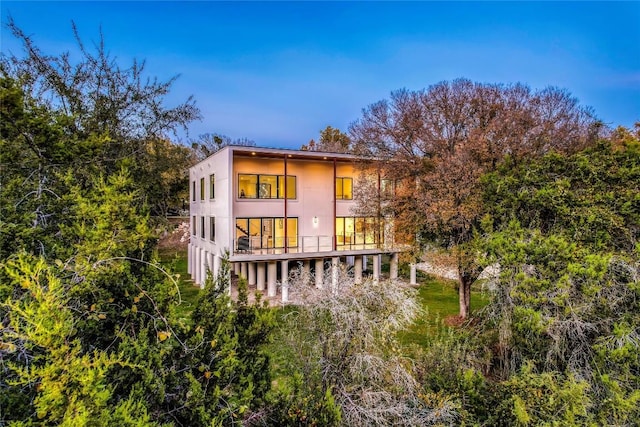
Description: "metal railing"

(233, 235), (387, 255)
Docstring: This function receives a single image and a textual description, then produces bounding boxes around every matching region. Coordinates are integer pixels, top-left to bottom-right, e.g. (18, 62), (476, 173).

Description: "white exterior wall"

(188, 146), (396, 287)
(189, 148), (232, 286)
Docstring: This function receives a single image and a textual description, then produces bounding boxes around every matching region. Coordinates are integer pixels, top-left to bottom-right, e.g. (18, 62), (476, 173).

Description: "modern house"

(187, 145), (408, 301)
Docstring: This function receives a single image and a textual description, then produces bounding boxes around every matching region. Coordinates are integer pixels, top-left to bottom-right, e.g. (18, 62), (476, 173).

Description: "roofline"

(193, 145), (371, 168)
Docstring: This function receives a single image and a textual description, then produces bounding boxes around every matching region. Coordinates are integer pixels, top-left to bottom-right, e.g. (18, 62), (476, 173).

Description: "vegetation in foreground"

(1, 20), (638, 425)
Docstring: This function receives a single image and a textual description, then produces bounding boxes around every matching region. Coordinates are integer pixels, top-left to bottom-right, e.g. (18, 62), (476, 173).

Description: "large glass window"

(209, 174), (215, 199)
(335, 216), (383, 247)
(336, 177), (353, 200)
(238, 174), (297, 199)
(192, 215), (196, 235)
(235, 217), (298, 250)
(209, 216), (215, 241)
(192, 181), (196, 201)
(200, 177), (205, 200)
(200, 216), (205, 238)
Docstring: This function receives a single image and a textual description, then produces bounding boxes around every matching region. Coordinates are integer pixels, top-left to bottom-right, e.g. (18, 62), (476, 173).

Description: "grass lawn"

(397, 272), (489, 348)
(157, 247), (201, 322)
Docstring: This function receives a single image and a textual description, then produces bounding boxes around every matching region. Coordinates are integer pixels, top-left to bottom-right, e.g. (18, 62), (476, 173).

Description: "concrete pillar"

(363, 255), (368, 272)
(248, 262), (256, 286)
(303, 260), (311, 285)
(267, 262), (277, 297)
(410, 263), (417, 285)
(196, 249), (205, 287)
(354, 256), (363, 284)
(373, 254), (380, 282)
(257, 262), (266, 291)
(240, 262), (247, 280)
(234, 262), (241, 276)
(390, 252), (399, 280)
(187, 244), (192, 275)
(213, 254), (220, 282)
(331, 257), (339, 292)
(281, 260), (289, 303)
(315, 258), (324, 289)
(201, 250), (209, 287)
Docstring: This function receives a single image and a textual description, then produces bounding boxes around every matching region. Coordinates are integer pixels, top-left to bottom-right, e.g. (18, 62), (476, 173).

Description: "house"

(187, 145), (409, 301)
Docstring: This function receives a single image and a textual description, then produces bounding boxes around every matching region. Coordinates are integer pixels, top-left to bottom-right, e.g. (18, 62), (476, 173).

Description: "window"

(235, 217), (298, 249)
(381, 178), (395, 199)
(192, 215), (196, 235)
(209, 216), (216, 241)
(335, 216), (383, 247)
(200, 177), (205, 201)
(238, 174), (297, 199)
(192, 181), (196, 201)
(200, 216), (205, 238)
(209, 174), (215, 199)
(336, 177), (353, 200)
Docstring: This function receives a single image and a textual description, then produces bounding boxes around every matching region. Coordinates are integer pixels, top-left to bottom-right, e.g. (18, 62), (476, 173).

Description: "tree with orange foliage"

(350, 79), (601, 318)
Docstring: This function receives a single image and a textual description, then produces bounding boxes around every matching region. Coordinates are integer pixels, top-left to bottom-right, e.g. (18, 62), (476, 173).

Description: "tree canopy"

(350, 78), (602, 317)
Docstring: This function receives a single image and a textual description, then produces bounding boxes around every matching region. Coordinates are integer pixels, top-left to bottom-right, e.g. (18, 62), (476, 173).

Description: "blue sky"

(2, 1), (639, 149)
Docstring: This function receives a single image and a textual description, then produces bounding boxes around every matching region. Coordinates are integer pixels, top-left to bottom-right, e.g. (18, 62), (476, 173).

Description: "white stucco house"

(187, 145), (406, 301)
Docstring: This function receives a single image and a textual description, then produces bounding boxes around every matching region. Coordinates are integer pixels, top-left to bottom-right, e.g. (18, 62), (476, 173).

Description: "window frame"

(209, 216), (216, 241)
(336, 177), (353, 200)
(237, 174), (297, 199)
(209, 174), (215, 199)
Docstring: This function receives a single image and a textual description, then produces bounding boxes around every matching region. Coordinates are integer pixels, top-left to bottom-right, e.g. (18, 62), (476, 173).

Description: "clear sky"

(2, 1), (639, 149)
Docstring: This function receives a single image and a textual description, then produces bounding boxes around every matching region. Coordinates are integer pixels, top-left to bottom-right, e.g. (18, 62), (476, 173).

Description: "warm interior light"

(251, 152), (256, 155)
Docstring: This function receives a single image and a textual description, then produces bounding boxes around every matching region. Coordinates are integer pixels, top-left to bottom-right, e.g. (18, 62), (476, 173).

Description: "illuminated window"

(335, 216), (383, 247)
(336, 177), (353, 200)
(235, 217), (298, 249)
(238, 174), (297, 199)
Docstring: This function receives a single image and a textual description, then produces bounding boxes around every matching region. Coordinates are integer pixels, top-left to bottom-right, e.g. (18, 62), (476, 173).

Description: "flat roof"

(193, 145), (371, 169)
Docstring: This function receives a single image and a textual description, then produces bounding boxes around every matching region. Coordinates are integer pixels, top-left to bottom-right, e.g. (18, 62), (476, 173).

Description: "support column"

(234, 262), (241, 276)
(281, 260), (289, 303)
(410, 263), (417, 285)
(390, 252), (399, 280)
(315, 258), (324, 289)
(303, 260), (311, 285)
(187, 244), (192, 275)
(373, 254), (380, 282)
(213, 254), (220, 283)
(248, 262), (256, 286)
(257, 262), (266, 291)
(331, 257), (339, 292)
(240, 262), (247, 280)
(195, 248), (204, 287)
(267, 261), (277, 297)
(354, 256), (363, 284)
(363, 255), (368, 272)
(201, 250), (209, 287)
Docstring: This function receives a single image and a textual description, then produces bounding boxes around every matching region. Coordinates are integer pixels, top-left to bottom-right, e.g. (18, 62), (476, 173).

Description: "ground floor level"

(187, 244), (418, 303)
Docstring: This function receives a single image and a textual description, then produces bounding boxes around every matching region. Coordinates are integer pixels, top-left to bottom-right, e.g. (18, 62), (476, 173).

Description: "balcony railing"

(233, 235), (388, 255)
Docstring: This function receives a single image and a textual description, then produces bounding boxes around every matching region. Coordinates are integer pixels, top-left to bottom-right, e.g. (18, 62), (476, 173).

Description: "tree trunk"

(458, 276), (472, 319)
(457, 260), (474, 319)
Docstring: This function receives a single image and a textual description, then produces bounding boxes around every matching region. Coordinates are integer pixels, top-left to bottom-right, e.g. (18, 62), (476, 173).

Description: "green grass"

(397, 273), (489, 348)
(157, 247), (201, 322)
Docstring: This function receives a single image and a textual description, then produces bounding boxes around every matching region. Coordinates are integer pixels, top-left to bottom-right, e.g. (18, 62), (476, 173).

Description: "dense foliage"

(0, 24), (274, 424)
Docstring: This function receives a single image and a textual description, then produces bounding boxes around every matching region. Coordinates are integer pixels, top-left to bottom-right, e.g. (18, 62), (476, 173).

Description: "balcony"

(233, 234), (391, 256)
